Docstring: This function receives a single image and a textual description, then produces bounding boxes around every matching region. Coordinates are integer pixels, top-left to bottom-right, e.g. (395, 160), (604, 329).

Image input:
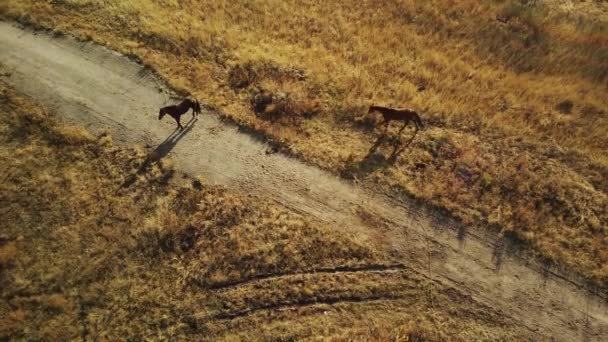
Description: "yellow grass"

(0, 82), (534, 339)
(1, 0), (607, 284)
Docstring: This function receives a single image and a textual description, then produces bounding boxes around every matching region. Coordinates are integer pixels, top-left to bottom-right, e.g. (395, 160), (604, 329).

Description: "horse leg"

(176, 115), (184, 130)
(398, 121), (408, 134)
(405, 129), (417, 147)
(389, 142), (404, 163)
(415, 116), (423, 130)
(382, 120), (390, 134)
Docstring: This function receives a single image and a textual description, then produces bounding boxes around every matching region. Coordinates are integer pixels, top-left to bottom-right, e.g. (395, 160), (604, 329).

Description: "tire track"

(214, 294), (406, 320)
(201, 263), (406, 290)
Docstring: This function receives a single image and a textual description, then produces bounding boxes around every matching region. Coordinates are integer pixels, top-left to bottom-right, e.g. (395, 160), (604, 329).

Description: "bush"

(556, 100), (574, 114)
(250, 88), (319, 124)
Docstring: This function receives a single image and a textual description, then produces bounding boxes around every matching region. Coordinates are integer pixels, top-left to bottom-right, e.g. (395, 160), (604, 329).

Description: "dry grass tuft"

(0, 309), (26, 336)
(0, 242), (17, 268)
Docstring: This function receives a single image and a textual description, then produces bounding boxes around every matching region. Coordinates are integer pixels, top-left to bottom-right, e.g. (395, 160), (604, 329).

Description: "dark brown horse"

(159, 99), (201, 129)
(368, 105), (424, 133)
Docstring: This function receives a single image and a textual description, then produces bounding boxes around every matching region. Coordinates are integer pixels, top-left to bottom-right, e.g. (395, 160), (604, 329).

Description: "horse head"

(158, 109), (166, 120)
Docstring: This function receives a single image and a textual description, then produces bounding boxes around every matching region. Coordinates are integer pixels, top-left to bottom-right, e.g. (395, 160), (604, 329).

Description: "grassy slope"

(0, 1), (606, 283)
(0, 82), (532, 340)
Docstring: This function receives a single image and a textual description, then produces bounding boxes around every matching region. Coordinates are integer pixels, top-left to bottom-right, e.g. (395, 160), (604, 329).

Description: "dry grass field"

(0, 0), (606, 286)
(0, 82), (537, 340)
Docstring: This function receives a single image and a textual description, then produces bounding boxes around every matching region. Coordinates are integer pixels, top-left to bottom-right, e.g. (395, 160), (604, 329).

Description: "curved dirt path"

(1, 21), (607, 340)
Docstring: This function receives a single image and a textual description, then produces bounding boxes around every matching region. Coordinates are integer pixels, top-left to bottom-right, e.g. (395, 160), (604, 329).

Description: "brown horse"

(159, 99), (201, 129)
(368, 105), (424, 133)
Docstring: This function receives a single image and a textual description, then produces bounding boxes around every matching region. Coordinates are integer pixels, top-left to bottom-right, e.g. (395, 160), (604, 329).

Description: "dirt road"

(1, 21), (606, 340)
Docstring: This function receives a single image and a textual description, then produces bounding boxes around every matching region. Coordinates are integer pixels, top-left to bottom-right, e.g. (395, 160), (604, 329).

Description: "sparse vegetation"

(5, 0), (604, 285)
(0, 82), (535, 339)
(1, 0), (606, 286)
(0, 0), (608, 339)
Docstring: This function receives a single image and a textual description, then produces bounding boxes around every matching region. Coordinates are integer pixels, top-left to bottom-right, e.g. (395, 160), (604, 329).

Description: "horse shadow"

(343, 131), (417, 180)
(386, 131), (417, 161)
(120, 117), (198, 189)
